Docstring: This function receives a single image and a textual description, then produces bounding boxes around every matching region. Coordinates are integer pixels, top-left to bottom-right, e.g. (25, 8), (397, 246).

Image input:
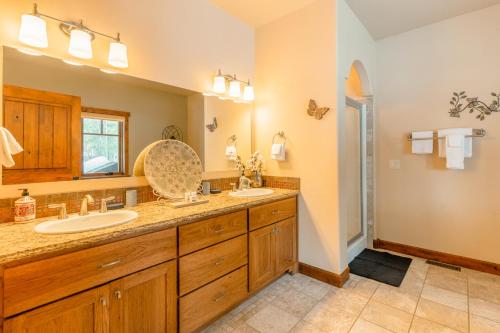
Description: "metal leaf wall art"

(449, 91), (500, 121)
(307, 99), (330, 120)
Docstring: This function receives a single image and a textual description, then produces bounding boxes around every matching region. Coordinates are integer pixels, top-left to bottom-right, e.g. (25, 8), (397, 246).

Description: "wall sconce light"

(17, 3), (128, 68)
(207, 69), (254, 103)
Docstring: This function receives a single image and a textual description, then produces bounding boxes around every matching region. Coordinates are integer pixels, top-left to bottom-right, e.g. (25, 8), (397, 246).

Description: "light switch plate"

(389, 159), (401, 169)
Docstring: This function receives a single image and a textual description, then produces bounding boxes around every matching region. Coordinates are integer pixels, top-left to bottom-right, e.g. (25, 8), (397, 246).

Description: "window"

(81, 107), (129, 177)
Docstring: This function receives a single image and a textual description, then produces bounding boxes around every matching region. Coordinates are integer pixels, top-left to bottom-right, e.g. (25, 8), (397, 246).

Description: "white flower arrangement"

(247, 151), (264, 173)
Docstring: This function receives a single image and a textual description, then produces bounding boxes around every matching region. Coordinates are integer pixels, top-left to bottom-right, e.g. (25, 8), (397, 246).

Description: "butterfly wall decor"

(307, 99), (330, 120)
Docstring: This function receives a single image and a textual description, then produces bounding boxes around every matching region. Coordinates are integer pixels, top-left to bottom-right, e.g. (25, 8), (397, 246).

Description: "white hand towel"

(411, 131), (433, 154)
(225, 146), (237, 160)
(438, 128), (473, 158)
(0, 127), (23, 167)
(445, 134), (465, 169)
(271, 143), (285, 161)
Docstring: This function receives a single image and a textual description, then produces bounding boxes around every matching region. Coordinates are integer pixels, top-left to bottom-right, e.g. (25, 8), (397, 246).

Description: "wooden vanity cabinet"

(5, 261), (177, 333)
(249, 197), (297, 292)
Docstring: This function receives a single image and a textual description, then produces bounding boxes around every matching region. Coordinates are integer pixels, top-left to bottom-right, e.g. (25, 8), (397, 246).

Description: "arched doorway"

(345, 60), (374, 262)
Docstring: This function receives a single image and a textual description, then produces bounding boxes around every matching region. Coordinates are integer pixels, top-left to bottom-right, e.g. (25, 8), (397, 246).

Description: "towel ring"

(227, 134), (237, 146)
(272, 131), (286, 144)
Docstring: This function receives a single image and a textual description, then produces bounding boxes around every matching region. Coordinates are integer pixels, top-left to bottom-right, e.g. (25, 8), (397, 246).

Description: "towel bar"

(407, 128), (486, 141)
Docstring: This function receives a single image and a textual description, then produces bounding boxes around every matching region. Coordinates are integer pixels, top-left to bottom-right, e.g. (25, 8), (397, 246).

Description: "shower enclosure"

(346, 97), (368, 262)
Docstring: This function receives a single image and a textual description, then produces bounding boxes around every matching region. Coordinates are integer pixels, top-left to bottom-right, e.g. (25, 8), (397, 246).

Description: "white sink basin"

(229, 188), (274, 198)
(34, 210), (138, 234)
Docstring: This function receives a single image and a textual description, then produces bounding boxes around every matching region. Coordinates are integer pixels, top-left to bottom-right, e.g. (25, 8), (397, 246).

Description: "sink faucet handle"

(48, 203), (68, 220)
(100, 196), (116, 213)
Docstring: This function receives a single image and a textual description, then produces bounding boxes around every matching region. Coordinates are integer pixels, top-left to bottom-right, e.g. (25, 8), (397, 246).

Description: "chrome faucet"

(48, 203), (68, 220)
(79, 194), (94, 216)
(238, 176), (252, 190)
(100, 196), (115, 213)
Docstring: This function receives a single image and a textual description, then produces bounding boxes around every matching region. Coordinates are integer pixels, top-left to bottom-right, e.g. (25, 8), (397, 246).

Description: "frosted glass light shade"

(18, 14), (48, 48)
(68, 29), (93, 59)
(108, 42), (128, 68)
(243, 84), (254, 101)
(229, 79), (241, 98)
(213, 74), (226, 93)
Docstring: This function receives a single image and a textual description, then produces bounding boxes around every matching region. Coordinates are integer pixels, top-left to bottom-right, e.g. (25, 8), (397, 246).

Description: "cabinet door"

(249, 224), (276, 292)
(4, 286), (109, 333)
(275, 217), (297, 274)
(3, 85), (81, 184)
(109, 261), (177, 333)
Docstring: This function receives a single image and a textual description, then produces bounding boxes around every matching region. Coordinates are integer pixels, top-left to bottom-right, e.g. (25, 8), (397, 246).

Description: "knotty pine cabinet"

(2, 85), (81, 184)
(4, 261), (177, 333)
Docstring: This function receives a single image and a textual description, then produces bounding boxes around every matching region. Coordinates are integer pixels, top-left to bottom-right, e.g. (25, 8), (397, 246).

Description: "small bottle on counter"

(14, 188), (36, 222)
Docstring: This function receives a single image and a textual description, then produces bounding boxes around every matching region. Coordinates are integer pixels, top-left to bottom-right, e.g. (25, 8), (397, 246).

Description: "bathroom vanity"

(0, 190), (298, 333)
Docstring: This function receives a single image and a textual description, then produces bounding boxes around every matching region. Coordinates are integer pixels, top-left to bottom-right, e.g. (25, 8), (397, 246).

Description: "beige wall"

(255, 0), (341, 273)
(376, 5), (500, 263)
(0, 0), (254, 197)
(3, 48), (188, 173)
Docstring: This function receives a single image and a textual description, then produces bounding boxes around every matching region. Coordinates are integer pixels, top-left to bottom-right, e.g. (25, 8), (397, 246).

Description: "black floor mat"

(348, 249), (412, 287)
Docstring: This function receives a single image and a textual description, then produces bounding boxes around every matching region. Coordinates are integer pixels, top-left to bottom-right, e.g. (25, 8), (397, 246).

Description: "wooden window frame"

(81, 107), (130, 179)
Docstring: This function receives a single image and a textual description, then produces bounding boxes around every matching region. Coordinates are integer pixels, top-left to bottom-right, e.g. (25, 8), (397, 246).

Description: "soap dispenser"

(14, 188), (36, 222)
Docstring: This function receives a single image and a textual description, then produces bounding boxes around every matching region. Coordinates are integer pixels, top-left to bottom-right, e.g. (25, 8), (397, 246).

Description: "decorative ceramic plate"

(144, 140), (203, 199)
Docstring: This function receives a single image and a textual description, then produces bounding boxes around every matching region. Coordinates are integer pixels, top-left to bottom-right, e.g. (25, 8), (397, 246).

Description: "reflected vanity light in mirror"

(243, 82), (254, 101)
(62, 58), (84, 66)
(18, 13), (48, 48)
(108, 41), (128, 68)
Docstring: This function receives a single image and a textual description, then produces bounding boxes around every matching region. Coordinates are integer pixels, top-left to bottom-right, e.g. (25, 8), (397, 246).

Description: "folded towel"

(438, 128), (473, 158)
(0, 127), (23, 167)
(225, 146), (237, 160)
(411, 131), (433, 154)
(271, 143), (285, 161)
(445, 134), (465, 170)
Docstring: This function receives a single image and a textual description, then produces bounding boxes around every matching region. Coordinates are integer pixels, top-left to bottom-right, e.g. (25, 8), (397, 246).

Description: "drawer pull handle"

(213, 293), (225, 303)
(213, 225), (225, 233)
(98, 259), (122, 269)
(214, 258), (225, 266)
(271, 210), (279, 215)
(100, 297), (107, 307)
(115, 290), (122, 300)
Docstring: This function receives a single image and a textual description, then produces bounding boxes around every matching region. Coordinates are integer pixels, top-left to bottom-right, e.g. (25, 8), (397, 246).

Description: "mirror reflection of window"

(81, 109), (129, 177)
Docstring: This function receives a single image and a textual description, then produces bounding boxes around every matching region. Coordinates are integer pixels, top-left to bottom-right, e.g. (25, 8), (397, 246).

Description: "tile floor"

(203, 253), (500, 333)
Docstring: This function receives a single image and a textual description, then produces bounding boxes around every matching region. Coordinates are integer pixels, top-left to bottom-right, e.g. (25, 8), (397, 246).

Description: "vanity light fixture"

(17, 3), (129, 68)
(207, 69), (255, 103)
(18, 4), (48, 49)
(68, 28), (93, 59)
(212, 69), (227, 93)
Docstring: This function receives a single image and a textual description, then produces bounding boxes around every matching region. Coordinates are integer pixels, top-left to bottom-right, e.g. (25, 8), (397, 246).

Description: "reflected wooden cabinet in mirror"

(2, 85), (81, 184)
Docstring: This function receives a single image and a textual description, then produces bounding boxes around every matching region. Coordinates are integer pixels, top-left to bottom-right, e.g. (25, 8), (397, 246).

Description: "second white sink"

(229, 188), (274, 198)
(34, 210), (138, 234)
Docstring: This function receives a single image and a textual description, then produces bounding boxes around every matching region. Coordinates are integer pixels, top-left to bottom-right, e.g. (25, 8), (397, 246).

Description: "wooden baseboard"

(298, 262), (350, 287)
(374, 239), (500, 276)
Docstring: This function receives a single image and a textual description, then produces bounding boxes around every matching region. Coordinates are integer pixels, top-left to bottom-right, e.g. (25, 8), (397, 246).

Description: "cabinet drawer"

(179, 235), (247, 295)
(180, 266), (248, 333)
(179, 210), (247, 255)
(249, 197), (296, 231)
(4, 228), (177, 317)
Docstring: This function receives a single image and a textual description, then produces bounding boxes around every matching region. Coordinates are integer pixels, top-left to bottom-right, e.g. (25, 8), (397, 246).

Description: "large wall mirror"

(1, 46), (252, 185)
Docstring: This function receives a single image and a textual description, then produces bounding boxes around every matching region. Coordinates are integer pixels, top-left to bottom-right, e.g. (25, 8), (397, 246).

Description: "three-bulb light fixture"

(204, 69), (255, 103)
(17, 3), (128, 72)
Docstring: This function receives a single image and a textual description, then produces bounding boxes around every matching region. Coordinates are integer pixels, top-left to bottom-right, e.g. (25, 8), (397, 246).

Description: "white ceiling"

(208, 0), (318, 28)
(346, 0), (500, 40)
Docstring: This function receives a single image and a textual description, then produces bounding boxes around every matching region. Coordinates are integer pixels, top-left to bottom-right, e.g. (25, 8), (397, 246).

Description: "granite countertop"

(0, 188), (298, 267)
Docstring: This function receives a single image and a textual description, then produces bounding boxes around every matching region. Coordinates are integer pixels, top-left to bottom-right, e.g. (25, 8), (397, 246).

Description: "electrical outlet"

(389, 159), (401, 169)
